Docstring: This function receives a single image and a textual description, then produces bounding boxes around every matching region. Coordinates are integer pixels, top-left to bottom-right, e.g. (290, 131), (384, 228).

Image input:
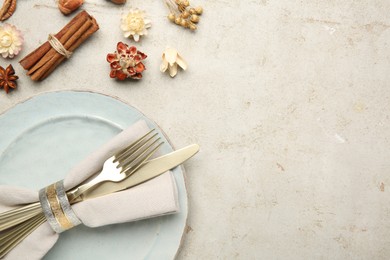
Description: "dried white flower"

(0, 23), (23, 59)
(121, 8), (151, 42)
(160, 47), (187, 78)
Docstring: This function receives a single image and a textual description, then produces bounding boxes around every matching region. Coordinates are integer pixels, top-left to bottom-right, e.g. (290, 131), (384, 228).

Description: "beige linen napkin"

(0, 120), (179, 260)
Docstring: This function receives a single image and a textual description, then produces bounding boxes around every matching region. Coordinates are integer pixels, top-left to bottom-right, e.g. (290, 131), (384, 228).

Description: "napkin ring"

(39, 180), (81, 233)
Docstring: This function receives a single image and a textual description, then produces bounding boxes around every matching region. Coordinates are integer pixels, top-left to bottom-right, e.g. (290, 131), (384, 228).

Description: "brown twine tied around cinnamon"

(48, 34), (73, 59)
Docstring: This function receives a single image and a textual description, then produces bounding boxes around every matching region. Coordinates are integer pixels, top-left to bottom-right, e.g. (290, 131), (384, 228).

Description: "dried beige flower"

(121, 8), (151, 42)
(0, 23), (23, 58)
(160, 47), (187, 78)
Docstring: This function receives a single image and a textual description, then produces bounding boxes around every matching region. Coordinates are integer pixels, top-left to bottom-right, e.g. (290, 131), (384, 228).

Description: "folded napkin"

(0, 120), (179, 260)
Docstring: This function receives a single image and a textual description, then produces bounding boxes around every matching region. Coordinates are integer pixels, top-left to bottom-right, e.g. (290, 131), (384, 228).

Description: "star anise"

(0, 64), (18, 94)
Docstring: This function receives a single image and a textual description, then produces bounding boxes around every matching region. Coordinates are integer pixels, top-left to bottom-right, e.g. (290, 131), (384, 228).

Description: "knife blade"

(79, 144), (199, 201)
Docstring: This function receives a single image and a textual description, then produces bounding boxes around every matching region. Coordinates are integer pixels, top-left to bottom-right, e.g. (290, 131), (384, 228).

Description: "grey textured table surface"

(1, 0), (390, 259)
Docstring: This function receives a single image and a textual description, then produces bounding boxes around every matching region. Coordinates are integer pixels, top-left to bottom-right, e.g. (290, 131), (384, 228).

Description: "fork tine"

(125, 142), (164, 176)
(115, 132), (159, 164)
(114, 129), (156, 162)
(122, 141), (164, 177)
(117, 136), (161, 170)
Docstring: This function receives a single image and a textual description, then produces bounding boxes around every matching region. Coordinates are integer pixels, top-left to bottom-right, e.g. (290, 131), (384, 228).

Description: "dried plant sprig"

(164, 0), (203, 31)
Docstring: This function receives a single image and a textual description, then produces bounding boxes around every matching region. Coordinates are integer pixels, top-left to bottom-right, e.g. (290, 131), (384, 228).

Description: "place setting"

(0, 0), (204, 258)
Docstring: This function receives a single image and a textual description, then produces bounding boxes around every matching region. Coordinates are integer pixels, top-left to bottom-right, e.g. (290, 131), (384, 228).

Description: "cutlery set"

(0, 129), (199, 258)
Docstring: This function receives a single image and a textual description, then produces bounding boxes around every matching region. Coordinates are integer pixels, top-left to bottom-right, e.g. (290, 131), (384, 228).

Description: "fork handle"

(0, 213), (46, 258)
(0, 203), (42, 232)
(67, 174), (109, 203)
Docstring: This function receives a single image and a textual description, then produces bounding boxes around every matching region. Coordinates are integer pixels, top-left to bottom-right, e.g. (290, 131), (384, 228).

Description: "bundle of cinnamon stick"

(19, 11), (99, 81)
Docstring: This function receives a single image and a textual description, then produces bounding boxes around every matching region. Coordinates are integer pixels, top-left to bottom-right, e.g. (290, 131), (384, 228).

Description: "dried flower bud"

(168, 13), (176, 22)
(195, 6), (203, 15)
(188, 23), (197, 31)
(190, 14), (199, 23)
(180, 19), (188, 27)
(181, 10), (190, 18)
(174, 17), (182, 25)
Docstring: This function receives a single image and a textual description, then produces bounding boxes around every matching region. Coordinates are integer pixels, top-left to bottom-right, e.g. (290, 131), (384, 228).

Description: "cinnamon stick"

(19, 10), (99, 81)
(19, 11), (89, 70)
(31, 19), (94, 81)
(27, 13), (89, 75)
(40, 17), (98, 80)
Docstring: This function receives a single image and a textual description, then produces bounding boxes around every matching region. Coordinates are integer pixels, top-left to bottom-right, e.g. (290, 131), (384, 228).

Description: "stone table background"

(1, 0), (389, 259)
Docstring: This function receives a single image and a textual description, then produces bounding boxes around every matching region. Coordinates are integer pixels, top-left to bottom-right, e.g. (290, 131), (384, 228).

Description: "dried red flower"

(106, 42), (147, 80)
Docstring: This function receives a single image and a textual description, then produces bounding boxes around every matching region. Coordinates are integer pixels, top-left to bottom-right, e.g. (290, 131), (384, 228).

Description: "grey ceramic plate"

(0, 91), (187, 260)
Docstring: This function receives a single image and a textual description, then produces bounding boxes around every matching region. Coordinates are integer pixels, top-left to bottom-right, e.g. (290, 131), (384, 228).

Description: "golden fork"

(0, 129), (164, 258)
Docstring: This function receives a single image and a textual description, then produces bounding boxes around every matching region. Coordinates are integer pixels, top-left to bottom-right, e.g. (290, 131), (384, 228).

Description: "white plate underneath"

(0, 91), (187, 260)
